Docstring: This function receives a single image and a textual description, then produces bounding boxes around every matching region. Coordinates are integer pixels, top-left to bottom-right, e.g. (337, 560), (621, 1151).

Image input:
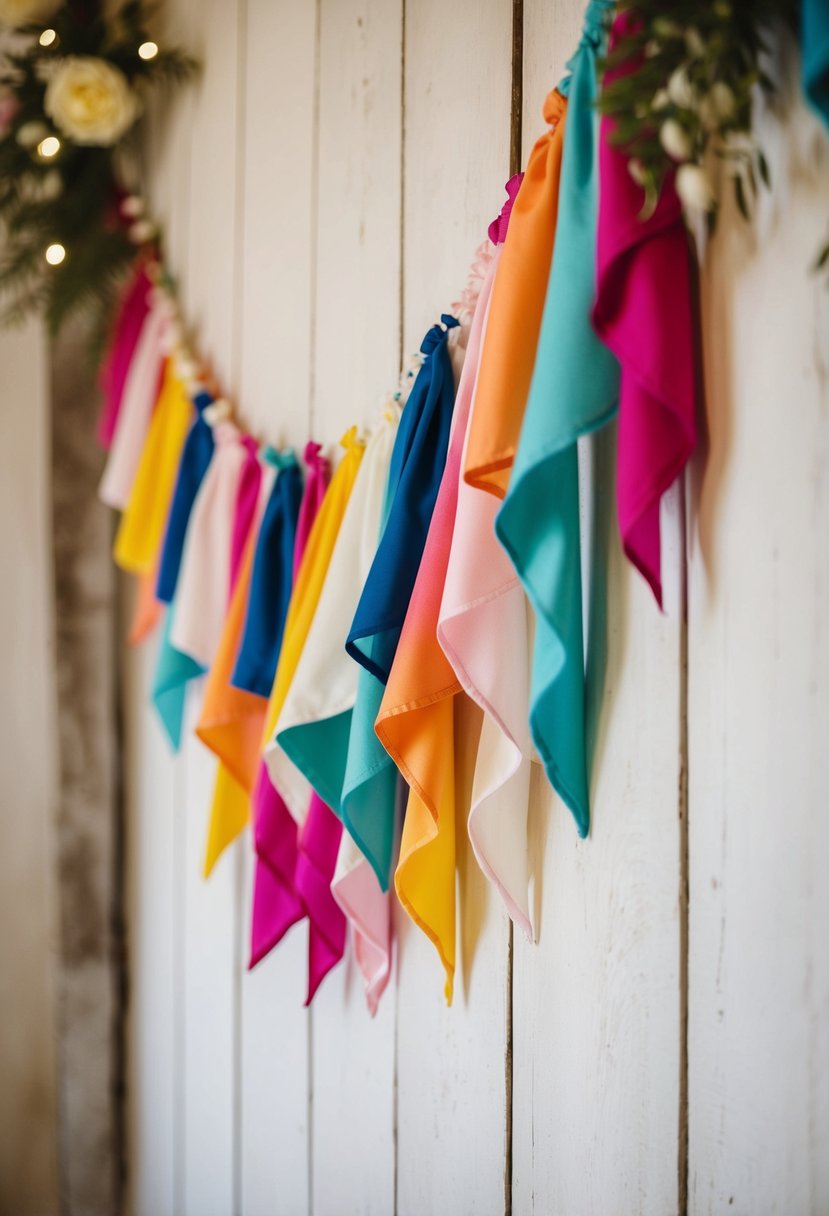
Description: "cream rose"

(44, 57), (140, 146)
(0, 0), (61, 26)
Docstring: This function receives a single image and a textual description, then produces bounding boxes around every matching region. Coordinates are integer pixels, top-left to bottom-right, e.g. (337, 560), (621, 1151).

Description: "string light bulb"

(37, 135), (60, 159)
(138, 41), (158, 60)
(45, 243), (65, 266)
(39, 28), (57, 47)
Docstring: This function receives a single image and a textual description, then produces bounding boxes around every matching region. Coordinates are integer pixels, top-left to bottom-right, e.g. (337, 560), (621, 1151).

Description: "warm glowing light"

(138, 41), (158, 60)
(37, 135), (61, 158)
(45, 243), (65, 266)
(39, 28), (57, 47)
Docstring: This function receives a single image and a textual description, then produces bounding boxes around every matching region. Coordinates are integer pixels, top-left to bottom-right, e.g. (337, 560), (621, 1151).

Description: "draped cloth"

(152, 420), (252, 749)
(340, 319), (461, 935)
(97, 260), (152, 449)
(463, 89), (568, 499)
(271, 413), (399, 1011)
(803, 0), (829, 128)
(496, 0), (618, 839)
(197, 449), (302, 876)
(377, 255), (497, 1001)
(114, 361), (193, 575)
(155, 391), (215, 604)
(246, 443), (329, 968)
(99, 291), (169, 509)
(251, 434), (363, 976)
(591, 10), (699, 606)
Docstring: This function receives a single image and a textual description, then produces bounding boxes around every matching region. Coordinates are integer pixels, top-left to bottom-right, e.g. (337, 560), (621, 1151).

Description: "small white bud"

(659, 118), (692, 162)
(676, 162), (715, 213)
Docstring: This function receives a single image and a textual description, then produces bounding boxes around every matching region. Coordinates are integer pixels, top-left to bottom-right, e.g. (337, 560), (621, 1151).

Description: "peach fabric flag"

(99, 290), (169, 509)
(114, 361), (193, 575)
(463, 89), (568, 499)
(376, 247), (497, 1002)
(128, 567), (164, 646)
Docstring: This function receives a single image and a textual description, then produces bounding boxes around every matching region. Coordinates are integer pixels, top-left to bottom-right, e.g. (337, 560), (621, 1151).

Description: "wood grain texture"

(511, 7), (684, 1212)
(307, 3), (401, 1212)
(395, 3), (513, 1213)
(688, 94), (829, 1216)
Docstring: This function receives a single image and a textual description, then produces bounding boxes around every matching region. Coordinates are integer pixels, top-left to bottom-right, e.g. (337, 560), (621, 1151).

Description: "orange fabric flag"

(128, 567), (164, 645)
(463, 89), (567, 499)
(195, 533), (268, 876)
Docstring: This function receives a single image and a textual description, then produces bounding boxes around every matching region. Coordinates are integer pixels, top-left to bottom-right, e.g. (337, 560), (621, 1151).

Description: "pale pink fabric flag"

(170, 420), (252, 668)
(437, 241), (535, 941)
(99, 292), (169, 509)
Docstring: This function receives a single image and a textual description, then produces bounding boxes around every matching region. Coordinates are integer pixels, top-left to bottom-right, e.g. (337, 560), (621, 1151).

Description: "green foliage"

(596, 1), (799, 226)
(0, 0), (195, 334)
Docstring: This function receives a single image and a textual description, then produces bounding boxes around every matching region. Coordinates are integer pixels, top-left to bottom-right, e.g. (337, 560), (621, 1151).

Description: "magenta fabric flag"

(249, 443), (331, 971)
(229, 435), (263, 601)
(591, 10), (699, 606)
(295, 793), (346, 1004)
(98, 261), (152, 450)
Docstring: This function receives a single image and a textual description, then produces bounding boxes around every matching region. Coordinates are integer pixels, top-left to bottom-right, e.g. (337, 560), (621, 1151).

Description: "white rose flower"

(0, 0), (60, 27)
(676, 163), (715, 212)
(659, 118), (692, 162)
(667, 65), (696, 110)
(44, 57), (140, 146)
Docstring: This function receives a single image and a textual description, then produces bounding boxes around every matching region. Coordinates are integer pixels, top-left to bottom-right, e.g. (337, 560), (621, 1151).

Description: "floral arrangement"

(0, 0), (193, 334)
(597, 1), (799, 226)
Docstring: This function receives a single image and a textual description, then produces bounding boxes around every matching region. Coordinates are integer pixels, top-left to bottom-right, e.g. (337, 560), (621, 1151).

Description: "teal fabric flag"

(151, 609), (205, 749)
(495, 0), (618, 837)
(803, 0), (829, 129)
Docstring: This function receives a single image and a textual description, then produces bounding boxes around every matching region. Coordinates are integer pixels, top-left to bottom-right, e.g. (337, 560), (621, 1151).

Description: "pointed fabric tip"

(151, 611), (204, 750)
(128, 568), (164, 647)
(249, 846), (304, 970)
(296, 795), (346, 1004)
(203, 766), (249, 878)
(591, 10), (699, 607)
(331, 838), (392, 1016)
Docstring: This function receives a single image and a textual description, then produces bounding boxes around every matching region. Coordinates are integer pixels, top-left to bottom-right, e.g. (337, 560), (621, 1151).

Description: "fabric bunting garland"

(94, 0), (720, 1013)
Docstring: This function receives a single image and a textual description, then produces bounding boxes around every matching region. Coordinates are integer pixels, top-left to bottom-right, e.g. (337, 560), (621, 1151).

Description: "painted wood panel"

(395, 3), (514, 1213)
(307, 2), (402, 1213)
(688, 96), (829, 1216)
(234, 4), (319, 1215)
(511, 6), (684, 1212)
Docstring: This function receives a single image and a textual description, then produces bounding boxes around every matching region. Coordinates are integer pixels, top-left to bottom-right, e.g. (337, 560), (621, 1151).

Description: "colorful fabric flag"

(114, 361), (193, 575)
(229, 435), (262, 599)
(591, 10), (699, 605)
(99, 291), (169, 509)
(198, 449), (302, 875)
(803, 0), (829, 128)
(152, 419), (254, 749)
(495, 0), (618, 839)
(269, 413), (399, 1010)
(251, 433), (363, 970)
(340, 317), (461, 922)
(155, 390), (216, 604)
(377, 252), (497, 1000)
(98, 260), (152, 450)
(463, 89), (568, 499)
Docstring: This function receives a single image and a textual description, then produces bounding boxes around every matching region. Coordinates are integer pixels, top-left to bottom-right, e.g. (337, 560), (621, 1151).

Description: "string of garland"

(0, 0), (194, 343)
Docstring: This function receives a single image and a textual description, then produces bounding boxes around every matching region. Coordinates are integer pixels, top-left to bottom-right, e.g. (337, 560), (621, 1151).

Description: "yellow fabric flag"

(114, 361), (193, 574)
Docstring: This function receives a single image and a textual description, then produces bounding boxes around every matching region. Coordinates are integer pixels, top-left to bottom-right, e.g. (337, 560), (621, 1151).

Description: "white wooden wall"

(124, 3), (829, 1214)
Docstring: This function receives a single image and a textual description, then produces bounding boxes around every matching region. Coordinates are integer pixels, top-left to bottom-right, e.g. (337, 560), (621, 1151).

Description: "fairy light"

(37, 135), (60, 159)
(39, 28), (57, 47)
(45, 243), (65, 266)
(138, 41), (158, 60)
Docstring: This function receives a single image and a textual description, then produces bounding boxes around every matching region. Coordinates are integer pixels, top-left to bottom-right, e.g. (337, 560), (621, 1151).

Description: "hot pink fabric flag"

(295, 794), (345, 1005)
(591, 10), (700, 605)
(98, 260), (152, 450)
(249, 443), (331, 971)
(230, 435), (263, 601)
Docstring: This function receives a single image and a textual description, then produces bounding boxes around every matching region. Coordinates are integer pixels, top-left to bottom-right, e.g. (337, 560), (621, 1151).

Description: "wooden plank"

(396, 3), (513, 1212)
(177, 2), (244, 1211)
(511, 6), (683, 1211)
(306, 2), (402, 1211)
(0, 318), (60, 1216)
(688, 97), (829, 1215)
(235, 3), (319, 1212)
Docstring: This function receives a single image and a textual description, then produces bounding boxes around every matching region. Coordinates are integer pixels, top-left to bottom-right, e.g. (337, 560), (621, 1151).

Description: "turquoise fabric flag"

(151, 610), (205, 749)
(803, 0), (829, 129)
(495, 0), (618, 837)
